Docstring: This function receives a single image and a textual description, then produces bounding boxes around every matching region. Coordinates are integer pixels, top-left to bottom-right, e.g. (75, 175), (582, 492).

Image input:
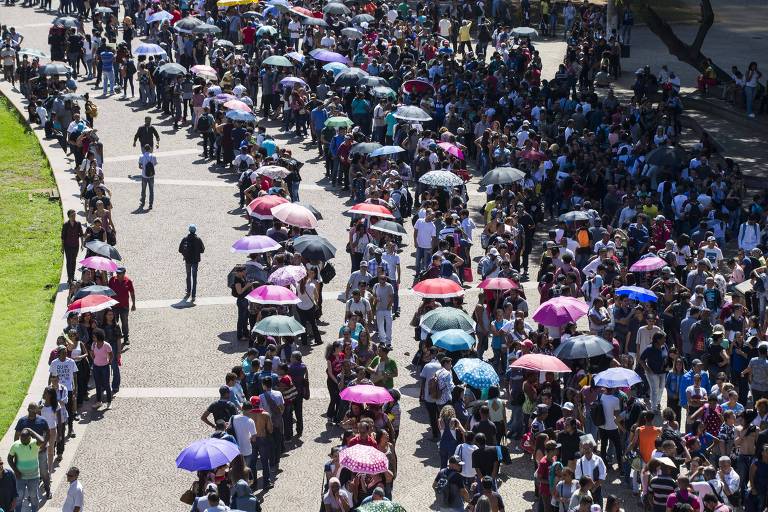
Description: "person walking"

(178, 224), (205, 301)
(8, 428), (46, 512)
(61, 466), (84, 512)
(61, 209), (83, 284)
(137, 143), (157, 210)
(108, 267), (136, 345)
(133, 116), (160, 150)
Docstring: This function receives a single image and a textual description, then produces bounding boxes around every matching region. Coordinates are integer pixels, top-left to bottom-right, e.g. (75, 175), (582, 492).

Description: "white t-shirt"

(454, 443), (477, 478)
(62, 480), (85, 512)
(50, 358), (78, 391)
(599, 394), (621, 430)
(297, 281), (317, 311)
(419, 360), (442, 402)
(323, 489), (354, 511)
(414, 219), (436, 249)
(288, 21), (301, 39)
(438, 18), (452, 37)
(231, 414), (256, 457)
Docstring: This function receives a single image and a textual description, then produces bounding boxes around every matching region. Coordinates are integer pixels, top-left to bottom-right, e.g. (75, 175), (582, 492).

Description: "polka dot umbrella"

(453, 358), (499, 389)
(339, 444), (389, 475)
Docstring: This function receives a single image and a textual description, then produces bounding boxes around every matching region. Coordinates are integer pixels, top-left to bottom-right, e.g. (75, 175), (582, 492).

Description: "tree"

(634, 0), (729, 81)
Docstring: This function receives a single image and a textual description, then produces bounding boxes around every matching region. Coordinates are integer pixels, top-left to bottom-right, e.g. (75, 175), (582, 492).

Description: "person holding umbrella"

(178, 224), (205, 301)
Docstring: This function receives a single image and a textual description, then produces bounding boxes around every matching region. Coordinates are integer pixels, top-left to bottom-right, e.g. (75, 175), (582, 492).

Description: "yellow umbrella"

(217, 0), (254, 7)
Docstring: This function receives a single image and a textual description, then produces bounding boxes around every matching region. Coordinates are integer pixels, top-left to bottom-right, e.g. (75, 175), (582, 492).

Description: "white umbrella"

(134, 43), (167, 57)
(593, 368), (642, 388)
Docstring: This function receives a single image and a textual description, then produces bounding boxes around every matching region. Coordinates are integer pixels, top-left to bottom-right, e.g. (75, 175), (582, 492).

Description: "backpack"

(179, 237), (191, 258)
(144, 159), (155, 177)
(576, 228), (590, 248)
(590, 393), (606, 427)
(197, 113), (211, 132)
(428, 370), (443, 400)
(401, 187), (413, 218)
(434, 468), (455, 507)
(85, 101), (98, 118)
(239, 158), (249, 172)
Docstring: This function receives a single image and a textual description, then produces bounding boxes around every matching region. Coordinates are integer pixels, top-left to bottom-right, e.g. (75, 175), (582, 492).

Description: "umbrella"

(147, 10), (173, 23)
(437, 142), (464, 160)
(341, 27), (363, 39)
(285, 51), (306, 63)
(135, 43), (167, 58)
(350, 142), (382, 155)
(519, 149), (547, 161)
(477, 277), (518, 291)
(72, 285), (116, 300)
(369, 219), (406, 237)
(511, 353), (572, 373)
(214, 39), (235, 49)
(323, 1), (350, 13)
(347, 203), (394, 219)
(370, 145), (405, 158)
(294, 202), (322, 220)
(339, 445), (389, 475)
(79, 255), (118, 272)
(334, 67), (370, 86)
(559, 211), (591, 222)
(594, 367), (643, 388)
(247, 285), (301, 305)
(174, 17), (204, 32)
(85, 240), (122, 260)
(280, 76), (308, 88)
(268, 265), (308, 286)
(252, 315), (306, 336)
(59, 93), (84, 101)
(370, 86), (397, 100)
(215, 93), (236, 102)
(532, 296), (589, 326)
(18, 48), (49, 59)
(309, 48), (349, 63)
(629, 256), (667, 272)
(241, 10), (261, 17)
(52, 16), (79, 28)
(192, 23), (223, 34)
(300, 16), (327, 26)
(358, 76), (389, 88)
(256, 25), (279, 36)
(419, 170), (463, 188)
(339, 384), (393, 404)
(94, 6), (114, 14)
(553, 334), (614, 360)
(413, 278), (464, 299)
(190, 64), (218, 79)
(292, 234), (337, 261)
(350, 13), (375, 24)
(159, 62), (187, 77)
(262, 55), (293, 67)
(646, 146), (688, 168)
(512, 26), (538, 37)
(246, 195), (289, 219)
(393, 105), (431, 122)
(255, 165), (291, 179)
(478, 166), (526, 186)
(432, 329), (475, 352)
(615, 285), (658, 302)
(358, 502), (407, 512)
(402, 79), (435, 94)
(225, 110), (256, 122)
(289, 6), (314, 16)
(66, 294), (119, 315)
(322, 62), (348, 75)
(453, 358), (499, 388)
(223, 99), (252, 112)
(218, 0), (252, 6)
(231, 235), (282, 254)
(420, 308), (475, 334)
(271, 203), (318, 229)
(39, 62), (72, 76)
(176, 438), (240, 472)
(324, 115), (355, 128)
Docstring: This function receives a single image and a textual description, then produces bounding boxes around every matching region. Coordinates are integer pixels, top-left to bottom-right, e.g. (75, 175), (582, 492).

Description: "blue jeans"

(290, 182), (299, 202)
(93, 364), (112, 403)
(185, 262), (198, 297)
(15, 477), (40, 512)
(251, 437), (272, 488)
(236, 297), (249, 339)
(140, 177), (154, 207)
(102, 69), (115, 95)
(415, 247), (430, 274)
(507, 404), (524, 440)
(745, 85), (757, 116)
(111, 354), (121, 393)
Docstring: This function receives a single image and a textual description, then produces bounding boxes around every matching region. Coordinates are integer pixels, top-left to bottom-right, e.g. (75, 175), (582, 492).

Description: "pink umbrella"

(246, 195), (289, 219)
(231, 235), (282, 254)
(339, 445), (389, 475)
(347, 202), (394, 219)
(629, 256), (667, 272)
(339, 384), (393, 404)
(268, 265), (307, 286)
(215, 93), (236, 102)
(247, 285), (301, 305)
(413, 278), (464, 299)
(79, 255), (118, 272)
(519, 149), (547, 161)
(254, 165), (291, 179)
(66, 294), (119, 315)
(511, 353), (572, 373)
(190, 64), (218, 79)
(271, 202), (318, 229)
(531, 296), (589, 327)
(438, 142), (464, 160)
(223, 99), (252, 112)
(477, 277), (519, 290)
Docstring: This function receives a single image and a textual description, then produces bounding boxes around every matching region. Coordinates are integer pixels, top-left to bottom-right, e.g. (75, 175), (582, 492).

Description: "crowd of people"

(2, 0), (768, 510)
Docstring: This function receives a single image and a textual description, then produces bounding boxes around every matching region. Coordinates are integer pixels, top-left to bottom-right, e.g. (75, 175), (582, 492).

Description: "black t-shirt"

(207, 399), (238, 423)
(471, 446), (498, 477)
(472, 420), (498, 446)
(544, 403), (563, 430)
(434, 468), (465, 508)
(557, 429), (584, 462)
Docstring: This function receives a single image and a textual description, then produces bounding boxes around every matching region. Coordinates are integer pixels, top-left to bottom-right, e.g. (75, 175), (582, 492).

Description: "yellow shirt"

(458, 23), (472, 42)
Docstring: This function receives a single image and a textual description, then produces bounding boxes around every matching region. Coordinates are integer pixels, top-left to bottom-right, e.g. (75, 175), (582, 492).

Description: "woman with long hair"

(39, 387), (60, 486)
(325, 341), (345, 421)
(296, 269), (322, 346)
(665, 356), (686, 421)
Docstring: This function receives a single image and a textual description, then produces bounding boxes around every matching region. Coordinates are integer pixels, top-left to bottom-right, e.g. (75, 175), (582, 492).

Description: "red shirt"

(347, 434), (377, 447)
(242, 26), (256, 45)
(109, 276), (134, 309)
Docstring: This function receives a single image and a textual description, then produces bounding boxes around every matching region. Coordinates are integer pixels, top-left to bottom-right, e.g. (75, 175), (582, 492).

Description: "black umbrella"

(350, 13), (374, 24)
(300, 16), (328, 26)
(39, 62), (72, 76)
(85, 240), (123, 260)
(73, 285), (116, 300)
(358, 76), (389, 88)
(192, 23), (222, 35)
(173, 16), (203, 32)
(159, 62), (187, 76)
(478, 166), (525, 186)
(52, 16), (79, 28)
(350, 142), (382, 155)
(334, 67), (369, 86)
(646, 146), (688, 168)
(553, 335), (614, 359)
(370, 220), (406, 237)
(292, 234), (337, 261)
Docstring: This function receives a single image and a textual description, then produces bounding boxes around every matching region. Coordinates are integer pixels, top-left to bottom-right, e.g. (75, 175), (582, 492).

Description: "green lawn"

(0, 96), (62, 437)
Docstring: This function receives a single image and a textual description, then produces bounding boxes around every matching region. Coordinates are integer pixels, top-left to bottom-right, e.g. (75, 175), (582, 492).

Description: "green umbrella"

(371, 86), (396, 99)
(262, 55), (293, 67)
(358, 501), (407, 512)
(419, 307), (475, 334)
(256, 25), (279, 37)
(324, 116), (354, 128)
(252, 315), (306, 336)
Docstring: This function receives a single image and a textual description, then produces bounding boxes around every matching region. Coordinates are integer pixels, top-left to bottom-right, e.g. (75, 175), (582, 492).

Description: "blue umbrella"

(176, 438), (240, 471)
(322, 62), (349, 75)
(615, 285), (657, 303)
(370, 145), (405, 158)
(226, 110), (256, 122)
(453, 358), (499, 389)
(432, 329), (475, 352)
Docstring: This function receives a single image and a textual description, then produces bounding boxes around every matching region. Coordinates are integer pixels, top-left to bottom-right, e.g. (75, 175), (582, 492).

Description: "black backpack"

(144, 159), (155, 177)
(590, 393), (606, 427)
(197, 114), (211, 132)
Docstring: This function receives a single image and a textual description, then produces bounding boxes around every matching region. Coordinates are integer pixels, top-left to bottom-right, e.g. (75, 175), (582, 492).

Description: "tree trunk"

(636, 0), (730, 82)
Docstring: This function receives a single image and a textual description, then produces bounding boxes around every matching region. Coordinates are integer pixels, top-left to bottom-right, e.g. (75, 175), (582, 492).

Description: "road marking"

(108, 176), (235, 187)
(104, 148), (200, 163)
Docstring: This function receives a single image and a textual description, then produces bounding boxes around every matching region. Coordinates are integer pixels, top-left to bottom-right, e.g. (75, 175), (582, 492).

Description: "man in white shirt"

(454, 433), (478, 484)
(62, 466), (84, 512)
(739, 216), (761, 251)
(287, 17), (302, 48)
(597, 391), (623, 471)
(420, 349), (448, 440)
(372, 99), (388, 143)
(137, 144), (157, 209)
(574, 436), (607, 505)
(438, 16), (452, 38)
(50, 346), (78, 406)
(414, 209), (437, 273)
(320, 30), (336, 48)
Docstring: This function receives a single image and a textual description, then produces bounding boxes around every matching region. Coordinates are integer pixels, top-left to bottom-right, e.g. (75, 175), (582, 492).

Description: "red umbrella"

(511, 353), (572, 373)
(66, 294), (119, 315)
(347, 203), (394, 219)
(477, 277), (519, 291)
(247, 195), (289, 219)
(413, 278), (464, 299)
(402, 79), (435, 94)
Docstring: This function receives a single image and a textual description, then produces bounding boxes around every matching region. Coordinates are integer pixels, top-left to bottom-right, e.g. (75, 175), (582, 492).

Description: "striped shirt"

(648, 475), (677, 512)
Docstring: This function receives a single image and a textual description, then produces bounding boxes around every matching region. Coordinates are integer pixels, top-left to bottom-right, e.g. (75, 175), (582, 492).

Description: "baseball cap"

(116, 266), (126, 274)
(448, 455), (464, 466)
(562, 402), (574, 411)
(188, 224), (197, 234)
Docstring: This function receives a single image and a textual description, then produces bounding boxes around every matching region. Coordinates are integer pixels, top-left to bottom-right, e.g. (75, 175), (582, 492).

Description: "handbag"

(180, 484), (196, 505)
(303, 374), (311, 400)
(320, 262), (336, 284)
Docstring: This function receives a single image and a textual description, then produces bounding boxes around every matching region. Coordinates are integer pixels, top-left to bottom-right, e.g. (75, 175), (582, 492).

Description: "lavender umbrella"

(230, 235), (282, 254)
(309, 48), (349, 63)
(176, 438), (240, 471)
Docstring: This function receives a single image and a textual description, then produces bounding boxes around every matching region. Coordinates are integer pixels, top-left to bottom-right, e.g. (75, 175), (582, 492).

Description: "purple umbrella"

(280, 76), (308, 88)
(268, 265), (307, 286)
(215, 93), (236, 102)
(176, 438), (240, 471)
(230, 235), (282, 254)
(309, 48), (349, 64)
(531, 296), (589, 327)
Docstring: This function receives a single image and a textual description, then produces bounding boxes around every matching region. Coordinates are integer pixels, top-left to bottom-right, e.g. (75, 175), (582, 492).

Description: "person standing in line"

(137, 144), (157, 210)
(8, 428), (46, 512)
(89, 329), (113, 409)
(61, 209), (83, 284)
(61, 466), (84, 512)
(0, 456), (18, 512)
(108, 267), (136, 345)
(178, 224), (205, 301)
(14, 403), (51, 500)
(745, 62), (762, 118)
(99, 44), (115, 95)
(372, 271), (395, 346)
